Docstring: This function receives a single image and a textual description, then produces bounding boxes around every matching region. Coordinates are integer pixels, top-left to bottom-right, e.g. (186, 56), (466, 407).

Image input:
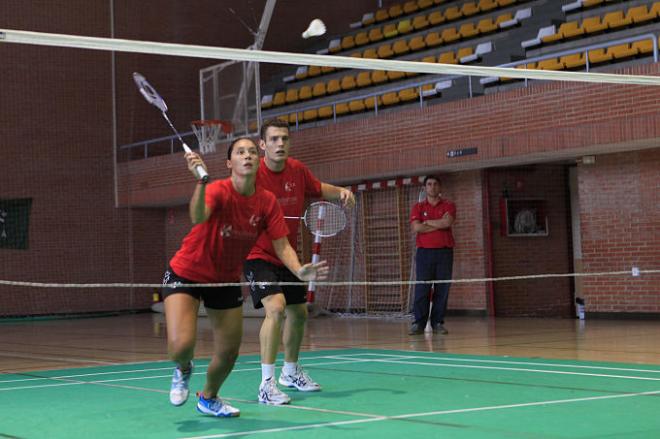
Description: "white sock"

(261, 363), (275, 382)
(283, 361), (298, 375)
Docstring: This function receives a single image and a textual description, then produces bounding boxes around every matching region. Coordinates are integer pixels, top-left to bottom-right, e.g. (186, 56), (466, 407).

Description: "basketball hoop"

(191, 119), (233, 154)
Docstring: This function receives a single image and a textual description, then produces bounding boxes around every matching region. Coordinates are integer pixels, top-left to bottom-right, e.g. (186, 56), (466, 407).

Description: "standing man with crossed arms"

(409, 175), (456, 336)
(244, 119), (355, 405)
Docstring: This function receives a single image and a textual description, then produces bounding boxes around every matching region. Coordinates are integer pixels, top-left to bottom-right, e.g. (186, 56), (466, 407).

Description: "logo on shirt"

(246, 270), (266, 292)
(249, 214), (262, 228)
(220, 224), (233, 238)
(284, 181), (296, 192)
(423, 211), (428, 217)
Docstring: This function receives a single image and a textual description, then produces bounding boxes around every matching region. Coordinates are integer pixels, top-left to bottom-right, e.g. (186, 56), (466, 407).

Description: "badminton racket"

(132, 72), (209, 182)
(286, 201), (346, 302)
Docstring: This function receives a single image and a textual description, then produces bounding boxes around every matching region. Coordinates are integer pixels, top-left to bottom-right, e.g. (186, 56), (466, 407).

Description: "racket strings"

(304, 202), (346, 237)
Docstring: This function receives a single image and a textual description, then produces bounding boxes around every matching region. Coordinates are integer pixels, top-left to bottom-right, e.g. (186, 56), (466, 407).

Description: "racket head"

(133, 72), (168, 113)
(303, 201), (347, 238)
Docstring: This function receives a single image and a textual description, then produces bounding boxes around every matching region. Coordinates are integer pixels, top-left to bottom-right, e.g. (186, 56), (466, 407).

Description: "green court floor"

(1, 349), (660, 438)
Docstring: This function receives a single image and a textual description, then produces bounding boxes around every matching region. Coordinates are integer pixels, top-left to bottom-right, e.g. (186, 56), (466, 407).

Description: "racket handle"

(182, 143), (209, 183)
(306, 290), (315, 303)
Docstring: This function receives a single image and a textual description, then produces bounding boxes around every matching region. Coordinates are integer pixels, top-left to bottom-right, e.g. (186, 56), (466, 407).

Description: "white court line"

(0, 351), (120, 366)
(178, 389), (660, 439)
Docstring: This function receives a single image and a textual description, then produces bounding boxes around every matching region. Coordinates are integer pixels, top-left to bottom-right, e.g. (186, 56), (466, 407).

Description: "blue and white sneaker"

(196, 394), (240, 417)
(169, 361), (193, 406)
(279, 365), (321, 392)
(258, 377), (291, 405)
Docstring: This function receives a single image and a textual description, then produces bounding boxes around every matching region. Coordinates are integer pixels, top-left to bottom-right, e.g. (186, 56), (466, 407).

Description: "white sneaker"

(197, 394), (240, 417)
(258, 377), (291, 405)
(279, 365), (321, 392)
(169, 362), (193, 406)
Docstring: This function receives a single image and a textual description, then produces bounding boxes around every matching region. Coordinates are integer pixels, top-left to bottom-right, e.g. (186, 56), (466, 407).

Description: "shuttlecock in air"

(302, 19), (326, 39)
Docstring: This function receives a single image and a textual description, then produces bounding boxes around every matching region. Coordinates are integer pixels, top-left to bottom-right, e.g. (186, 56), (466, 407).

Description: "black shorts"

(161, 266), (243, 310)
(243, 259), (307, 309)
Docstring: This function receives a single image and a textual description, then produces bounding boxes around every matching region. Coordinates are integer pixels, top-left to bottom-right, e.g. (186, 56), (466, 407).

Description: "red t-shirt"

(170, 178), (289, 282)
(410, 198), (456, 248)
(247, 157), (323, 266)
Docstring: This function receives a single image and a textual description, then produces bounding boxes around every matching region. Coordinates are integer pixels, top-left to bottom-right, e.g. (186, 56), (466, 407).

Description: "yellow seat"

(587, 48), (613, 64)
(362, 13), (375, 27)
(582, 0), (603, 7)
(461, 2), (480, 17)
(387, 70), (406, 81)
(424, 31), (443, 47)
(441, 27), (460, 43)
(444, 6), (462, 21)
(288, 112), (303, 124)
(341, 35), (356, 50)
(335, 103), (350, 115)
(404, 1), (419, 14)
(418, 0), (433, 9)
(277, 115), (289, 123)
(478, 0), (498, 12)
(298, 86), (313, 100)
(307, 65), (321, 77)
(364, 96), (383, 110)
(438, 51), (457, 64)
(409, 36), (427, 51)
(412, 14), (430, 30)
(261, 95), (273, 109)
(422, 55), (437, 63)
(362, 48), (379, 59)
(321, 65), (336, 74)
(398, 19), (413, 34)
(340, 75), (357, 91)
(356, 71), (372, 87)
(608, 43), (637, 59)
(422, 83), (437, 93)
(457, 46), (474, 62)
(651, 3), (660, 18)
(326, 79), (341, 94)
(349, 99), (366, 113)
(631, 38), (653, 55)
(368, 28), (384, 43)
(393, 40), (410, 55)
(349, 51), (362, 58)
(303, 109), (318, 121)
(399, 88), (419, 102)
(382, 92), (401, 106)
(295, 67), (308, 81)
(561, 21), (585, 39)
(495, 13), (513, 27)
(377, 43), (394, 58)
(371, 70), (389, 84)
(497, 0), (515, 6)
(272, 91), (286, 106)
(355, 32), (370, 46)
(375, 9), (389, 22)
(389, 4), (404, 19)
(428, 11), (445, 25)
(318, 106), (333, 119)
(560, 53), (585, 69)
(383, 24), (399, 38)
(582, 16), (607, 34)
(311, 83), (326, 98)
(603, 11), (632, 29)
(459, 23), (479, 38)
(626, 5), (655, 25)
(541, 26), (565, 44)
(478, 18), (498, 34)
(536, 58), (563, 70)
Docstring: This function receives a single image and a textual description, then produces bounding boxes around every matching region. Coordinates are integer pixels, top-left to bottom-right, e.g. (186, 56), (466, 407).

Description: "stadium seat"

(341, 35), (356, 50)
(329, 39), (341, 54)
(349, 99), (366, 113)
(288, 112), (303, 124)
(651, 2), (660, 18)
(631, 38), (653, 55)
(587, 48), (613, 64)
(479, 0), (498, 12)
(404, 1), (419, 14)
(383, 24), (399, 38)
(311, 83), (326, 98)
(381, 92), (400, 106)
(272, 91), (286, 106)
(398, 19), (413, 34)
(421, 83), (438, 97)
(422, 55), (437, 63)
(412, 15), (430, 30)
(375, 9), (389, 22)
(582, 16), (607, 34)
(326, 79), (342, 94)
(603, 11), (632, 30)
(389, 4), (404, 19)
(438, 51), (457, 64)
(377, 44), (394, 58)
(387, 70), (406, 81)
(362, 48), (379, 59)
(303, 109), (318, 121)
(459, 23), (479, 39)
(561, 53), (586, 69)
(418, 0), (433, 9)
(368, 28), (384, 43)
(441, 27), (461, 43)
(457, 47), (474, 63)
(409, 36), (427, 51)
(335, 103), (350, 115)
(371, 70), (389, 84)
(356, 71), (372, 87)
(285, 89), (299, 104)
(608, 43), (637, 60)
(299, 85), (313, 100)
(362, 12), (375, 26)
(392, 40), (410, 55)
(425, 31), (443, 47)
(495, 13), (513, 27)
(355, 32), (370, 46)
(428, 11), (445, 25)
(497, 0), (515, 6)
(364, 95), (383, 110)
(318, 106), (333, 119)
(399, 88), (419, 102)
(626, 5), (655, 25)
(461, 2), (480, 17)
(477, 18), (498, 34)
(444, 7), (462, 21)
(321, 65), (336, 74)
(561, 21), (585, 39)
(536, 58), (563, 70)
(261, 94), (273, 109)
(582, 0), (603, 8)
(295, 66), (308, 80)
(307, 66), (321, 77)
(340, 75), (357, 91)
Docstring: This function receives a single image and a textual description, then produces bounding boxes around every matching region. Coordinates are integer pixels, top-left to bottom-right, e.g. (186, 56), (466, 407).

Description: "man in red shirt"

(244, 119), (355, 405)
(162, 137), (328, 417)
(409, 175), (456, 336)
